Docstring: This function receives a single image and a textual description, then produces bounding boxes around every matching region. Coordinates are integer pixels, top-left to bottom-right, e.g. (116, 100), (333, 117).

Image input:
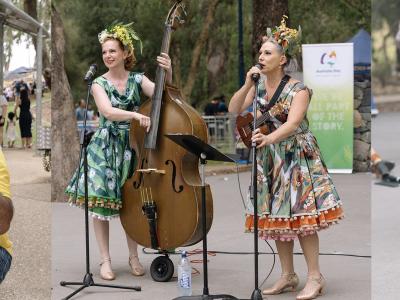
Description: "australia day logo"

(320, 51), (337, 67)
(316, 50), (340, 74)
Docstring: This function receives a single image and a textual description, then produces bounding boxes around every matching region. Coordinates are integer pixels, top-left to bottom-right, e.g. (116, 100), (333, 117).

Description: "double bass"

(121, 0), (213, 274)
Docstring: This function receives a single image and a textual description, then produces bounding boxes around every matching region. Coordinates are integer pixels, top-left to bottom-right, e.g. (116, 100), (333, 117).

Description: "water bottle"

(177, 251), (192, 296)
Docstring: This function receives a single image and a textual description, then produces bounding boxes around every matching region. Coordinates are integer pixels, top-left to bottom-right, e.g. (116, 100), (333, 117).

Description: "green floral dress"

(244, 78), (344, 241)
(65, 72), (143, 220)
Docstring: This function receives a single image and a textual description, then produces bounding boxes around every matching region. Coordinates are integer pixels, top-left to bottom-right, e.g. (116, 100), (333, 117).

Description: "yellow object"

(0, 150), (12, 256)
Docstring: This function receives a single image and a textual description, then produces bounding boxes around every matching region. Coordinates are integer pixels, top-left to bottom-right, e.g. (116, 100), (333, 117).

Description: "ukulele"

(236, 101), (289, 149)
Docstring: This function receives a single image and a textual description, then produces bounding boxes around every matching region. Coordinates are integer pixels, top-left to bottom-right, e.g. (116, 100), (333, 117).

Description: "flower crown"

(266, 16), (302, 58)
(98, 22), (143, 54)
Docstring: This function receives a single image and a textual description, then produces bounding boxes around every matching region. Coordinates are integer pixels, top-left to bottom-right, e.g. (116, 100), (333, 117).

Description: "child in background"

(6, 112), (16, 148)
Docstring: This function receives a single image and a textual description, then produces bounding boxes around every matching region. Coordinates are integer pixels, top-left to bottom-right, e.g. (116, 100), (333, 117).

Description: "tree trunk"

(182, 0), (220, 101)
(51, 3), (79, 202)
(24, 0), (51, 89)
(252, 0), (289, 60)
(207, 41), (226, 99)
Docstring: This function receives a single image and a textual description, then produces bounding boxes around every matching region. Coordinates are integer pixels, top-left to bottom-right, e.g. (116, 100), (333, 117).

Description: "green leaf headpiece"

(98, 22), (143, 54)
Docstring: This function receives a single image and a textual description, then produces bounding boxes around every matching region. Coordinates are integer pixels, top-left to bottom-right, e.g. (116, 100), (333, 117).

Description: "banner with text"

(302, 43), (354, 173)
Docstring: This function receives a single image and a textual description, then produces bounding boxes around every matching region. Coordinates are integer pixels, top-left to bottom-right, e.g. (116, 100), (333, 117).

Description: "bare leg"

(125, 232), (144, 276)
(296, 233), (325, 299)
(276, 240), (295, 274)
(27, 137), (32, 148)
(125, 232), (139, 257)
(298, 233), (320, 278)
(93, 218), (114, 279)
(263, 240), (298, 295)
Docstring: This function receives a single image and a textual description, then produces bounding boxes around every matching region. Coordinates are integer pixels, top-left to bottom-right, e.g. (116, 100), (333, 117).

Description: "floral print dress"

(65, 72), (143, 220)
(244, 78), (344, 241)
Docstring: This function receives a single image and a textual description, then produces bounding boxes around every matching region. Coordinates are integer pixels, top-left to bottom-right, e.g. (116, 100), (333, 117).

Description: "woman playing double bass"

(65, 22), (172, 281)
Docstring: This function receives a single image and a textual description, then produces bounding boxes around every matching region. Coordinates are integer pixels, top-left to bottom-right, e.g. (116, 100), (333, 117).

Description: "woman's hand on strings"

(251, 128), (272, 148)
(134, 112), (151, 132)
(157, 53), (173, 85)
(157, 53), (171, 71)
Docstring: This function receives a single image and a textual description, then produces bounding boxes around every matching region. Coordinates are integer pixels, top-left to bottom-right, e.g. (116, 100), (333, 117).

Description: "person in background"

(14, 85), (33, 149)
(0, 150), (13, 283)
(6, 112), (16, 148)
(204, 97), (220, 116)
(0, 94), (8, 148)
(75, 99), (87, 121)
(217, 95), (228, 115)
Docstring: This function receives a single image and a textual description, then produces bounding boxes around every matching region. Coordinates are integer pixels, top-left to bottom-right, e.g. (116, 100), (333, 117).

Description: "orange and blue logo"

(320, 51), (337, 67)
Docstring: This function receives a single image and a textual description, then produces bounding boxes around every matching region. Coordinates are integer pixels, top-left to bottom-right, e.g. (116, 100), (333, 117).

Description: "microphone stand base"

(251, 289), (264, 300)
(173, 294), (238, 300)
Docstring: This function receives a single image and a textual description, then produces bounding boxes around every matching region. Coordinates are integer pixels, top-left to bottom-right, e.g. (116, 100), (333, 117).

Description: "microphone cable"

(141, 139), (371, 288)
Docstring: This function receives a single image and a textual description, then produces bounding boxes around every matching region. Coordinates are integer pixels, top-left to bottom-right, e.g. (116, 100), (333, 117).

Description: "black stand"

(249, 72), (263, 300)
(166, 134), (238, 300)
(59, 81), (141, 299)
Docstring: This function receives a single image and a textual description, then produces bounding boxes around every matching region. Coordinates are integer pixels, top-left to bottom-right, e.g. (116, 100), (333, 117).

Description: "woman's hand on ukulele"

(251, 128), (272, 148)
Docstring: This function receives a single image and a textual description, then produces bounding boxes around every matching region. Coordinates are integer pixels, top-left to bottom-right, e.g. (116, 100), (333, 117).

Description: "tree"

(23, 0), (52, 88)
(181, 0), (220, 100)
(51, 2), (79, 202)
(252, 0), (289, 59)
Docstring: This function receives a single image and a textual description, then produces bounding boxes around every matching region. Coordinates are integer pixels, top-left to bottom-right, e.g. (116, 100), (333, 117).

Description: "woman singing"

(65, 22), (172, 281)
(229, 17), (343, 300)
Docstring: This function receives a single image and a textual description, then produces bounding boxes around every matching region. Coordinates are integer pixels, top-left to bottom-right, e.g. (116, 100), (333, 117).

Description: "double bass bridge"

(136, 168), (166, 175)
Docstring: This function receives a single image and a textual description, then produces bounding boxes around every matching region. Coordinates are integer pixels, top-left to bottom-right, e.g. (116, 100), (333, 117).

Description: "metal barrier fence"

(76, 120), (99, 135)
(201, 114), (237, 154)
(78, 116), (240, 155)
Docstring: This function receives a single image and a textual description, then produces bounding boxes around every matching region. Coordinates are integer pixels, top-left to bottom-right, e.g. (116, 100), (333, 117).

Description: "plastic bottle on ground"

(177, 251), (192, 296)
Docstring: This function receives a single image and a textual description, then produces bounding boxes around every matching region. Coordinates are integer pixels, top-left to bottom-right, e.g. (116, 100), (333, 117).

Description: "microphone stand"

(60, 77), (141, 299)
(250, 72), (263, 300)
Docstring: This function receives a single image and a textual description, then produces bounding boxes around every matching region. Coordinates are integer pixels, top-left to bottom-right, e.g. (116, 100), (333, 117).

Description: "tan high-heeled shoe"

(99, 258), (115, 280)
(296, 274), (325, 300)
(129, 255), (145, 276)
(262, 273), (299, 295)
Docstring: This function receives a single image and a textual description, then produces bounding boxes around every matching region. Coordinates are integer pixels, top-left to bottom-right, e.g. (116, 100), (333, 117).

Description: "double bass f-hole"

(165, 159), (183, 193)
(133, 158), (148, 189)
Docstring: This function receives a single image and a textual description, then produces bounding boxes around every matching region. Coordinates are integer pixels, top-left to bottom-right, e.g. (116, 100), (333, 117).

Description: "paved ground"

(371, 112), (400, 300)
(375, 94), (400, 112)
(0, 145), (371, 300)
(0, 148), (52, 300)
(52, 172), (370, 300)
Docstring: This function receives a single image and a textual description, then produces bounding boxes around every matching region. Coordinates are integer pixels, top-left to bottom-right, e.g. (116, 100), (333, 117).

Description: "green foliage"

(372, 0), (400, 33)
(289, 0), (370, 44)
(371, 0), (400, 86)
(59, 0), (370, 108)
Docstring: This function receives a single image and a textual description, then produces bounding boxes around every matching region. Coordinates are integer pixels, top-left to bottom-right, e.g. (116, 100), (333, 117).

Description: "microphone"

(251, 63), (262, 82)
(84, 64), (97, 81)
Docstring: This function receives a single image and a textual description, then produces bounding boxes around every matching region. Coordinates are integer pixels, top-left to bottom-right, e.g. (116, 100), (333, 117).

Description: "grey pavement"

(375, 94), (400, 112)
(52, 170), (370, 299)
(0, 148), (52, 300)
(371, 112), (400, 300)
